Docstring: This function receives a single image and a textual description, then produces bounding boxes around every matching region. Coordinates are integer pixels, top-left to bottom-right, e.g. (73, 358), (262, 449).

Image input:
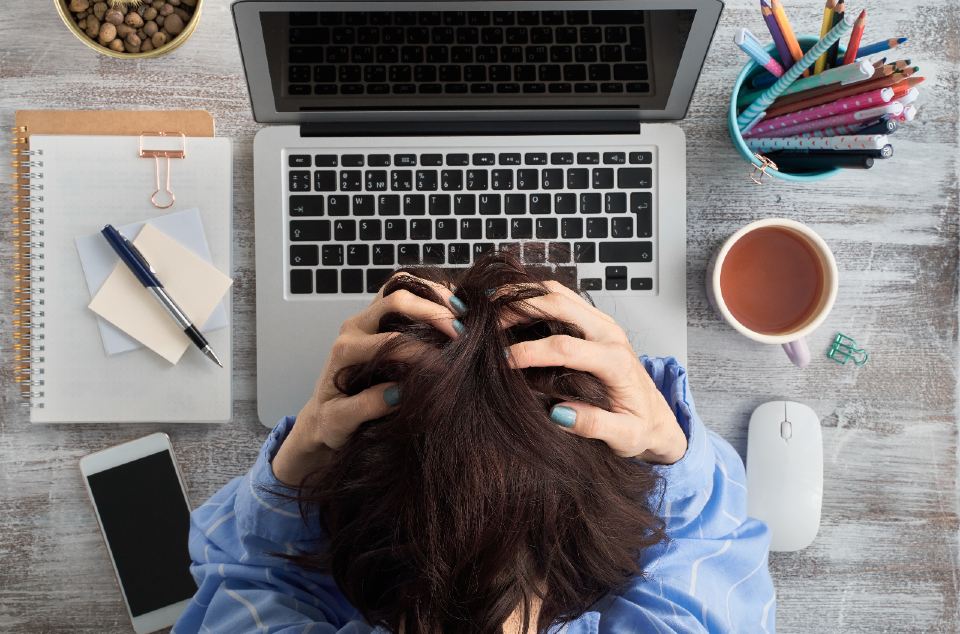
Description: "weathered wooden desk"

(1, 1), (957, 631)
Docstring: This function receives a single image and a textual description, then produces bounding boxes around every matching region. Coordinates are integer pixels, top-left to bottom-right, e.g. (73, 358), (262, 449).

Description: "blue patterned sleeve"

(593, 357), (777, 634)
(173, 417), (374, 634)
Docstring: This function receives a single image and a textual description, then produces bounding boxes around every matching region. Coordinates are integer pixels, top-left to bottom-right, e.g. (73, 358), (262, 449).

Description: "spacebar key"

(599, 241), (652, 262)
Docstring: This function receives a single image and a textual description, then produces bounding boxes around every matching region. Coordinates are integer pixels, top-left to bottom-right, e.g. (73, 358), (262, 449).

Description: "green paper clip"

(827, 333), (869, 366)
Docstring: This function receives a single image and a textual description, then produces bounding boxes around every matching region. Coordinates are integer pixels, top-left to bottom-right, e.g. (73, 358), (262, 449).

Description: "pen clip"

(121, 233), (158, 276)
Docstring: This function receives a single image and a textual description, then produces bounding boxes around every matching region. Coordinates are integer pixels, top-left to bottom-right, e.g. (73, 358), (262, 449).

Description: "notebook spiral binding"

(11, 126), (46, 408)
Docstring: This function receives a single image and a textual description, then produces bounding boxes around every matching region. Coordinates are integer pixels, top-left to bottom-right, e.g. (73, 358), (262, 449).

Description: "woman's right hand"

(272, 274), (464, 486)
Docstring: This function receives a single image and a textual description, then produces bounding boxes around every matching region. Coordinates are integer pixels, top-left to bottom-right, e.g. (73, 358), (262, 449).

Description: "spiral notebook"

(12, 126), (233, 423)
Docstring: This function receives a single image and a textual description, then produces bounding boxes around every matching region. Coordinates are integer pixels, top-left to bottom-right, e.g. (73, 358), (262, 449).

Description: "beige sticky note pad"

(89, 223), (233, 364)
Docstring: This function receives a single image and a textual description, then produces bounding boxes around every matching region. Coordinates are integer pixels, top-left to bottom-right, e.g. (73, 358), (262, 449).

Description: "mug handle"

(782, 339), (811, 368)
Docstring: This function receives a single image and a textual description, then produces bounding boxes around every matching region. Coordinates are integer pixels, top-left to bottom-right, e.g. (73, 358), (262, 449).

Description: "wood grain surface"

(1, 1), (957, 632)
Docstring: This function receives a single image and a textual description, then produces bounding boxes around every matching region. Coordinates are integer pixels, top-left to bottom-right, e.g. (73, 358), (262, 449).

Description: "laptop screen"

(256, 9), (697, 114)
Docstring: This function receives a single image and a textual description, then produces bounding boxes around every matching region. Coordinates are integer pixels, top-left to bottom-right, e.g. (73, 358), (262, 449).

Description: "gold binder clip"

(749, 153), (778, 185)
(139, 131), (186, 209)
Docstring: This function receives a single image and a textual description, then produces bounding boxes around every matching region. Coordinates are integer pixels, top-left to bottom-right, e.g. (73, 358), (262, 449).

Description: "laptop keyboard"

(285, 143), (656, 296)
(285, 10), (650, 97)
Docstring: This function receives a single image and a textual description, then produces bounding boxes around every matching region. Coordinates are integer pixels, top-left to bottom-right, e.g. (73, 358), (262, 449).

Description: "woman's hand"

(503, 282), (687, 465)
(272, 274), (464, 485)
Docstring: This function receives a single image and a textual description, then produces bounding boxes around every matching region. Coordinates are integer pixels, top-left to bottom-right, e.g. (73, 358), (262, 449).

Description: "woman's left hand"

(503, 281), (688, 465)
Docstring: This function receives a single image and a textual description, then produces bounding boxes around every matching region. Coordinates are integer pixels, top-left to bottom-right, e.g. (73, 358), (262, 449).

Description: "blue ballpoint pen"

(101, 224), (223, 367)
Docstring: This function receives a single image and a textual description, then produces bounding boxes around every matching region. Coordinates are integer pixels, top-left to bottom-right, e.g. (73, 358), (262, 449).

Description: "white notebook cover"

(28, 135), (232, 423)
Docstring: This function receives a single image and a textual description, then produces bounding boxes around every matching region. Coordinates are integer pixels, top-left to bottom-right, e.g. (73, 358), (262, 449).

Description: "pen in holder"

(729, 36), (842, 183)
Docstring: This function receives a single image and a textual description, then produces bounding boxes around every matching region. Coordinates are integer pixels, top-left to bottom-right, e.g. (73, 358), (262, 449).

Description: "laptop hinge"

(299, 119), (641, 137)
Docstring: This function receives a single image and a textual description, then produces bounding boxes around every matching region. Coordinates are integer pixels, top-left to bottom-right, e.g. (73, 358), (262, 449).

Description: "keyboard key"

(429, 194), (451, 215)
(322, 244), (344, 266)
(290, 244), (319, 266)
(403, 194), (426, 215)
(289, 170), (311, 192)
(290, 220), (330, 241)
(580, 278), (601, 291)
(523, 242), (546, 263)
(551, 46), (572, 63)
(342, 154), (364, 167)
(580, 193), (602, 214)
(351, 194), (375, 216)
(391, 170), (413, 191)
(525, 152), (547, 165)
(410, 219), (432, 240)
(460, 218), (482, 239)
(479, 194), (501, 215)
(378, 194), (400, 215)
(555, 193), (576, 214)
(631, 192), (653, 237)
(289, 154), (311, 168)
(448, 242), (470, 264)
(328, 195), (349, 216)
(631, 277), (653, 291)
(316, 269), (338, 293)
(491, 170), (514, 190)
(466, 170), (488, 190)
(536, 217), (558, 239)
(290, 269), (313, 294)
(599, 241), (652, 262)
(441, 170), (463, 190)
(574, 242), (596, 263)
(612, 216), (633, 238)
(422, 153), (443, 166)
(517, 169), (538, 190)
(530, 194), (551, 214)
(364, 171), (388, 192)
(473, 242), (495, 260)
(472, 153), (496, 165)
(630, 151), (653, 164)
(541, 169), (563, 189)
(398, 244), (420, 264)
(395, 154), (417, 167)
(447, 153), (469, 166)
(505, 194), (526, 214)
(385, 219), (407, 240)
(586, 217), (608, 238)
(603, 152), (626, 164)
(454, 194), (476, 215)
(359, 219), (382, 240)
(551, 152), (574, 165)
(340, 170), (362, 191)
(561, 218), (583, 239)
(606, 276), (627, 291)
(485, 218), (507, 239)
(416, 170), (438, 191)
(576, 152), (600, 165)
(347, 244), (369, 266)
(366, 268), (393, 293)
(548, 242), (571, 263)
(436, 218), (457, 239)
(511, 218), (533, 239)
(290, 195), (323, 216)
(373, 244), (394, 265)
(614, 63), (648, 81)
(423, 243), (445, 264)
(315, 154), (338, 167)
(334, 219), (356, 241)
(605, 192), (626, 213)
(589, 168), (613, 189)
(548, 83), (573, 93)
(566, 168), (589, 189)
(499, 153), (521, 165)
(618, 167), (653, 188)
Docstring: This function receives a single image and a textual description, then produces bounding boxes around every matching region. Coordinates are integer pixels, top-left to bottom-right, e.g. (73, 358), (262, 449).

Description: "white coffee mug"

(706, 219), (839, 368)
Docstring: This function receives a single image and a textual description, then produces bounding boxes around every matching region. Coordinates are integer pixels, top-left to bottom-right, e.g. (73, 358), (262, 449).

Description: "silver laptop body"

(233, 1), (723, 426)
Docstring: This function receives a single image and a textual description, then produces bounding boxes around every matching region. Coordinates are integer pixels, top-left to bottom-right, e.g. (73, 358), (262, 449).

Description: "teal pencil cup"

(729, 35), (840, 183)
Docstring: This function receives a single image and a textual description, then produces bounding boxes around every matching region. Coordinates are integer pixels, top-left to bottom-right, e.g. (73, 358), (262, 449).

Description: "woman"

(175, 256), (775, 633)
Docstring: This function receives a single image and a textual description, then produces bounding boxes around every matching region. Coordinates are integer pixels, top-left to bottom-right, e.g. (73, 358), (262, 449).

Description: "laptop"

(232, 1), (723, 426)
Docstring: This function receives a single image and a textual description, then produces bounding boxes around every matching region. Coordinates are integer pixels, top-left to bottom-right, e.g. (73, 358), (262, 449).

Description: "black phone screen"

(86, 450), (196, 616)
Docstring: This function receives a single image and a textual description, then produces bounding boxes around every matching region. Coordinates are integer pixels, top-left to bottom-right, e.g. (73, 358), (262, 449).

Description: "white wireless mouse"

(746, 401), (823, 552)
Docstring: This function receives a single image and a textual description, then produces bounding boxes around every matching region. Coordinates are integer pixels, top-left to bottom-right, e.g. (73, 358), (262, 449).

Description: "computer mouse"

(746, 400), (823, 552)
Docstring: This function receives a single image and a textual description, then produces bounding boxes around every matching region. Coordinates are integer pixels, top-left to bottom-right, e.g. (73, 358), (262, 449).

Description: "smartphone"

(80, 433), (196, 634)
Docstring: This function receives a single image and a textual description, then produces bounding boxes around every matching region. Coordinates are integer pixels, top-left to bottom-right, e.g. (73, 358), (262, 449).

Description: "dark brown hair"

(289, 254), (666, 633)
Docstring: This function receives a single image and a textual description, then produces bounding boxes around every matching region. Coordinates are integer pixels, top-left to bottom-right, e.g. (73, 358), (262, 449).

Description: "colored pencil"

(814, 0), (838, 74)
(770, 64), (915, 110)
(747, 134), (891, 152)
(855, 118), (899, 135)
(856, 37), (908, 58)
(768, 153), (875, 170)
(749, 102), (904, 138)
(843, 10), (868, 65)
(774, 146), (894, 159)
(795, 117), (897, 138)
(761, 0), (794, 71)
(746, 87), (895, 137)
(737, 13), (856, 129)
(770, 0), (807, 76)
(735, 29), (785, 77)
(826, 1), (845, 70)
(763, 73), (923, 120)
(737, 59), (874, 110)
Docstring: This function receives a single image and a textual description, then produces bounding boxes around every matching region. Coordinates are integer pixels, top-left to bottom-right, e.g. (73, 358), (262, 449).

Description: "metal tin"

(55, 0), (202, 59)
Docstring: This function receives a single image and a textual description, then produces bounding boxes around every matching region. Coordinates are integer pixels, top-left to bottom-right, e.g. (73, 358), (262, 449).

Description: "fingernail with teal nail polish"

(453, 319), (466, 335)
(383, 385), (401, 407)
(550, 405), (577, 428)
(485, 288), (496, 297)
(450, 296), (467, 315)
(503, 347), (511, 359)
